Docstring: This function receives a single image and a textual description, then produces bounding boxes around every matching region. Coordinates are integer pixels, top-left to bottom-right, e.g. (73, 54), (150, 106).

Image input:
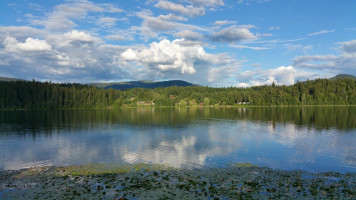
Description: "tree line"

(0, 78), (355, 109)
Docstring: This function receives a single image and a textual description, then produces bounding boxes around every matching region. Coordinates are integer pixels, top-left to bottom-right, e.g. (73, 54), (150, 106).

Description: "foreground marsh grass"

(1, 163), (355, 199)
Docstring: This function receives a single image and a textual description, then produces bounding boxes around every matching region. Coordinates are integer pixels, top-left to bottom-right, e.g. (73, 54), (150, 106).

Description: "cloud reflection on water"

(0, 107), (355, 172)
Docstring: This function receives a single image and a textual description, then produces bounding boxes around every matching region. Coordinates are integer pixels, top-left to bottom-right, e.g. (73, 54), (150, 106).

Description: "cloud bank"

(0, 0), (354, 86)
(293, 40), (356, 74)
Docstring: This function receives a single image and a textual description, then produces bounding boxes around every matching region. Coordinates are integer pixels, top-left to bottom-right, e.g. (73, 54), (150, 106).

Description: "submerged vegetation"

(1, 164), (355, 199)
(0, 78), (356, 109)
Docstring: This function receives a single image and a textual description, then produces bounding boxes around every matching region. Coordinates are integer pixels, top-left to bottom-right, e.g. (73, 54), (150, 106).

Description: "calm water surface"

(0, 107), (355, 172)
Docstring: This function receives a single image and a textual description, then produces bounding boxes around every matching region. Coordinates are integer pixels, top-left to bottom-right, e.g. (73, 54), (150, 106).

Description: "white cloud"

(120, 39), (203, 74)
(210, 25), (257, 42)
(236, 82), (249, 87)
(269, 26), (280, 30)
(238, 0), (271, 5)
(293, 55), (339, 68)
(237, 0), (271, 6)
(236, 66), (315, 87)
(3, 36), (51, 52)
(63, 30), (99, 43)
(340, 40), (356, 53)
(156, 13), (188, 21)
(140, 15), (178, 36)
(119, 39), (237, 84)
(208, 64), (240, 83)
(293, 40), (356, 74)
(187, 0), (224, 7)
(46, 30), (101, 48)
(213, 20), (238, 27)
(0, 30), (130, 82)
(155, 1), (205, 17)
(99, 3), (124, 13)
(308, 29), (335, 36)
(230, 44), (270, 50)
(175, 30), (203, 40)
(256, 33), (272, 37)
(105, 33), (135, 41)
(283, 44), (313, 54)
(345, 27), (356, 31)
(29, 0), (124, 31)
(0, 26), (45, 40)
(105, 35), (125, 41)
(31, 0), (104, 31)
(96, 17), (117, 27)
(134, 11), (201, 39)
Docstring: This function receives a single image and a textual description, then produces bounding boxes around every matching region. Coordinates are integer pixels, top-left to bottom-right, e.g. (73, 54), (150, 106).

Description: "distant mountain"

(329, 74), (356, 80)
(90, 80), (198, 90)
(0, 77), (27, 82)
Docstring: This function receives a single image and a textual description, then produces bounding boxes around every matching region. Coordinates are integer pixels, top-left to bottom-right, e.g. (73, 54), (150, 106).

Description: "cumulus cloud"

(340, 40), (356, 53)
(210, 25), (257, 43)
(293, 40), (356, 74)
(155, 1), (205, 17)
(0, 26), (45, 40)
(119, 39), (237, 84)
(0, 29), (130, 82)
(236, 66), (315, 87)
(175, 30), (203, 40)
(45, 30), (101, 49)
(120, 39), (204, 74)
(0, 0), (285, 86)
(134, 10), (200, 39)
(3, 36), (51, 52)
(63, 30), (100, 43)
(213, 20), (237, 27)
(140, 15), (178, 34)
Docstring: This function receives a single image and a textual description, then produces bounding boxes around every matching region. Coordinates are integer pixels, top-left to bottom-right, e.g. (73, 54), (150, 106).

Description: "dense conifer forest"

(0, 78), (355, 109)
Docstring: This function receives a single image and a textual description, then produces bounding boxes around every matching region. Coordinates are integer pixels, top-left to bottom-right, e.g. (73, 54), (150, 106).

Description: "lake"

(0, 106), (355, 172)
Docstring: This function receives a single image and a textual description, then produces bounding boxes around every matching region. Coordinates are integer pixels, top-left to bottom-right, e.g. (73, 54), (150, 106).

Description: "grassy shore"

(1, 164), (355, 199)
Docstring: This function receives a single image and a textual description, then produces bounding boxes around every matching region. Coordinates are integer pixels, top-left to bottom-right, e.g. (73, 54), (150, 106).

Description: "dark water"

(0, 107), (355, 172)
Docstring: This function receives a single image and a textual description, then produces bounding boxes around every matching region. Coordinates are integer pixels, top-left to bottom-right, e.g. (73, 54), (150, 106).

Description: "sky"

(0, 0), (355, 87)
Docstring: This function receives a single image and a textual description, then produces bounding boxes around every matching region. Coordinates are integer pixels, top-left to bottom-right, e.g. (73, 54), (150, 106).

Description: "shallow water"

(0, 106), (355, 172)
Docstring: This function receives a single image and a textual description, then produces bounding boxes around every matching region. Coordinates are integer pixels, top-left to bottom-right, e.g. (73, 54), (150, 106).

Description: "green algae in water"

(55, 163), (174, 176)
(229, 162), (259, 168)
(1, 165), (355, 199)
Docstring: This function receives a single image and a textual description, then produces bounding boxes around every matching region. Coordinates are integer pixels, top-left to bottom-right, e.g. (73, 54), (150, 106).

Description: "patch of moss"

(55, 163), (174, 176)
(230, 162), (259, 168)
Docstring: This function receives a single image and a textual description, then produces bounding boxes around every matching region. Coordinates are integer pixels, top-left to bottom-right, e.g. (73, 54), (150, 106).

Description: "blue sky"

(0, 0), (355, 86)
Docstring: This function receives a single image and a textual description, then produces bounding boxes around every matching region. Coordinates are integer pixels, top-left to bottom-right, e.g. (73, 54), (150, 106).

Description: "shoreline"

(1, 164), (355, 199)
(1, 104), (355, 111)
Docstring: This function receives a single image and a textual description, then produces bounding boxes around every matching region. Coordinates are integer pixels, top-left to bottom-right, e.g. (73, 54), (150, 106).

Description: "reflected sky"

(0, 107), (355, 172)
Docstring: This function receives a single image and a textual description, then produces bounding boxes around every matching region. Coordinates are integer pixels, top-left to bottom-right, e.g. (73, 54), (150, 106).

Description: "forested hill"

(0, 77), (26, 82)
(90, 80), (196, 90)
(330, 74), (356, 80)
(0, 78), (355, 109)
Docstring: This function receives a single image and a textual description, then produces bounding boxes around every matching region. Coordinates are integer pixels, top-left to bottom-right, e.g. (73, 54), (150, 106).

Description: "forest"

(0, 78), (355, 109)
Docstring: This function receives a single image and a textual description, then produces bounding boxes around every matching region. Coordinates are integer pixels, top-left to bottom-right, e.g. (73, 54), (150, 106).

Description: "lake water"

(0, 107), (355, 172)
